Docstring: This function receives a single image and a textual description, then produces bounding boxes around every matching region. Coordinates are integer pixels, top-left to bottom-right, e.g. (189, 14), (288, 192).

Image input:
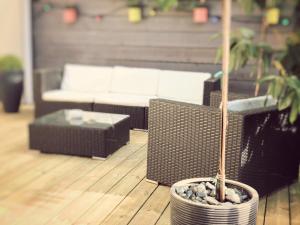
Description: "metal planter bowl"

(170, 178), (259, 225)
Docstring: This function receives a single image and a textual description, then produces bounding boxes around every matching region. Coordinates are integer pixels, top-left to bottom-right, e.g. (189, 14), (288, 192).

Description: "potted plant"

(0, 55), (23, 113)
(217, 1), (300, 122)
(192, 0), (209, 24)
(170, 1), (259, 224)
(63, 5), (78, 24)
(260, 33), (300, 124)
(215, 27), (273, 95)
(235, 0), (284, 95)
(128, 0), (143, 23)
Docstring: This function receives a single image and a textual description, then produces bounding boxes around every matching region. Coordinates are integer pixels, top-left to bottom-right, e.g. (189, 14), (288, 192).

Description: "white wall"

(0, 0), (33, 104)
(0, 0), (24, 59)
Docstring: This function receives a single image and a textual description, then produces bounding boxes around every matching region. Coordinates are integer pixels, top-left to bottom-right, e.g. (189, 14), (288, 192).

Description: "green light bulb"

(43, 4), (51, 12)
(281, 18), (290, 26)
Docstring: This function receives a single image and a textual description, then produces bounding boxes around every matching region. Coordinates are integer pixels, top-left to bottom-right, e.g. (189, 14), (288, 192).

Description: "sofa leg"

(92, 155), (110, 160)
(146, 179), (159, 185)
(132, 128), (148, 132)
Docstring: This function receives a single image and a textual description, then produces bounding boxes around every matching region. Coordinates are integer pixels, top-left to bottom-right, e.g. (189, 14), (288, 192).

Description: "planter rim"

(171, 177), (259, 210)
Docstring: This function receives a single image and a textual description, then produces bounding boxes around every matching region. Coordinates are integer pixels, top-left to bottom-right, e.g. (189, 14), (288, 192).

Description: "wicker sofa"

(34, 64), (221, 129)
(146, 93), (299, 195)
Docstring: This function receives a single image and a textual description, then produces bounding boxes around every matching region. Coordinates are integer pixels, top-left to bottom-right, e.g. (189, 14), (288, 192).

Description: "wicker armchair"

(146, 97), (299, 196)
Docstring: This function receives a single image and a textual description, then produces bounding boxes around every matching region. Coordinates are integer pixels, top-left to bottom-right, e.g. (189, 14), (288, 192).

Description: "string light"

(34, 2), (118, 22)
(280, 18), (290, 26)
(33, 1), (292, 27)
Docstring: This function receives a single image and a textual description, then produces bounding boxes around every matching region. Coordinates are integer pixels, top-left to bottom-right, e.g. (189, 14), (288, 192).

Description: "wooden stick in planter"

(219, 0), (232, 202)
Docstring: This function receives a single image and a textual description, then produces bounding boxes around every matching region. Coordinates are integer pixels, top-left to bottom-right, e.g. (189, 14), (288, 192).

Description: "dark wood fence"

(32, 0), (292, 94)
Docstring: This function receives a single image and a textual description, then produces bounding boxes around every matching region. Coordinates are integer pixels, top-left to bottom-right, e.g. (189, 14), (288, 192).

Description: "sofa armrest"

(203, 77), (221, 106)
(34, 68), (63, 103)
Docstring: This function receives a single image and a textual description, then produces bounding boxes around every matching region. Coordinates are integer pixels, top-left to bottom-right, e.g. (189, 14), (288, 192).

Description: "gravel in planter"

(175, 181), (250, 206)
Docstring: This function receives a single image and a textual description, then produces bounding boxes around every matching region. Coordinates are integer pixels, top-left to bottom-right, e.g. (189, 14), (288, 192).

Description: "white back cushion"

(42, 90), (94, 103)
(94, 93), (157, 107)
(228, 96), (277, 112)
(157, 70), (211, 105)
(110, 66), (160, 96)
(61, 64), (113, 93)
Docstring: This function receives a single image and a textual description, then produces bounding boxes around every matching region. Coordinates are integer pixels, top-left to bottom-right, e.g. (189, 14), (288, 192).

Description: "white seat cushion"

(61, 64), (113, 93)
(110, 66), (160, 96)
(157, 70), (211, 105)
(228, 96), (277, 112)
(42, 90), (94, 103)
(94, 93), (157, 107)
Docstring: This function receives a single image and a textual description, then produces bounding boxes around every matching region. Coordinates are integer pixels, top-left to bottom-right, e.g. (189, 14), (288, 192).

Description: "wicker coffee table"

(29, 110), (130, 158)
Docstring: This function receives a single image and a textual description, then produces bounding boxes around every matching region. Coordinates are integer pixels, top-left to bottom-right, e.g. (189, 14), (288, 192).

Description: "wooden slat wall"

(32, 0), (292, 93)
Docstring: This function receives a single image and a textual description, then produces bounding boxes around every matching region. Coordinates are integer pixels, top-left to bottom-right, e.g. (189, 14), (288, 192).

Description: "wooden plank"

(0, 143), (32, 174)
(73, 160), (147, 225)
(156, 204), (171, 225)
(100, 180), (158, 225)
(4, 144), (146, 225)
(0, 155), (70, 199)
(290, 180), (300, 225)
(32, 0), (291, 72)
(34, 30), (222, 48)
(1, 105), (299, 225)
(0, 157), (97, 225)
(264, 187), (290, 225)
(34, 14), (265, 33)
(35, 43), (217, 64)
(128, 185), (170, 225)
(257, 197), (266, 225)
(42, 149), (147, 225)
(34, 27), (287, 49)
(62, 160), (147, 225)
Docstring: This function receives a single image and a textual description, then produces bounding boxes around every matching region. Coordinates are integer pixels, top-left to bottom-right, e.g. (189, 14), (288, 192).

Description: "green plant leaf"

(267, 81), (276, 96)
(155, 0), (178, 11)
(286, 76), (300, 90)
(215, 48), (222, 64)
(278, 92), (294, 110)
(259, 75), (277, 84)
(273, 79), (284, 98)
(289, 100), (299, 124)
(0, 55), (22, 72)
(211, 33), (221, 40)
(239, 28), (255, 39)
(237, 0), (258, 14)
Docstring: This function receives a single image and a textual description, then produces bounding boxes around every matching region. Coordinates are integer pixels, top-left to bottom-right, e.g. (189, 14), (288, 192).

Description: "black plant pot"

(2, 71), (23, 113)
(0, 74), (3, 100)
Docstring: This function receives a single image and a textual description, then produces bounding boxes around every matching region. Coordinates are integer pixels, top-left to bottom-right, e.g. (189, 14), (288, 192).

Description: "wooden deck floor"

(0, 106), (299, 225)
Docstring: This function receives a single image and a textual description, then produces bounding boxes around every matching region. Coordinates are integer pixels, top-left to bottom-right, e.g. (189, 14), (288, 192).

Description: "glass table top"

(34, 110), (130, 129)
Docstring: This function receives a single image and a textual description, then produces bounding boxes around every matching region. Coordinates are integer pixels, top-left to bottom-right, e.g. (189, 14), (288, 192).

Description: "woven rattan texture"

(94, 104), (145, 129)
(35, 101), (93, 118)
(203, 78), (221, 106)
(210, 91), (250, 108)
(146, 99), (299, 195)
(29, 112), (130, 158)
